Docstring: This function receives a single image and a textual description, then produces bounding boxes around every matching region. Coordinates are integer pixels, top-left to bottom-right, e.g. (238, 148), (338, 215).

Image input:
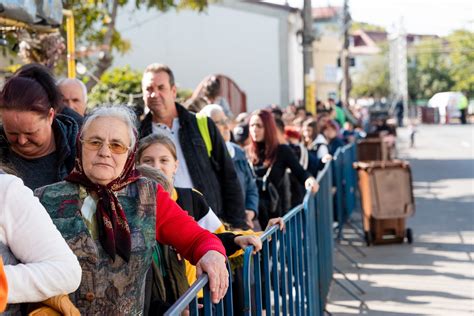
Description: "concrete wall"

(114, 1), (303, 113)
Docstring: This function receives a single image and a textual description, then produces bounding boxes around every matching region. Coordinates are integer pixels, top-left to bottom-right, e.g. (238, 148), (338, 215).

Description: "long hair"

(248, 109), (279, 166)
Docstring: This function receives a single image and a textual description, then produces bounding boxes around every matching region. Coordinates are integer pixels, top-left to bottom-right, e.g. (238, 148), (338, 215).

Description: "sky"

(265, 0), (473, 36)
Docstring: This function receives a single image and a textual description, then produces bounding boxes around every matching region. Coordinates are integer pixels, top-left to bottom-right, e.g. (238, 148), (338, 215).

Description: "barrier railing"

(166, 157), (340, 315)
(164, 262), (234, 316)
(333, 143), (358, 239)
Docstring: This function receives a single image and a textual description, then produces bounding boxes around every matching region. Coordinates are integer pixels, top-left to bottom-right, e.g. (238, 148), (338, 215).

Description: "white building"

(114, 0), (303, 112)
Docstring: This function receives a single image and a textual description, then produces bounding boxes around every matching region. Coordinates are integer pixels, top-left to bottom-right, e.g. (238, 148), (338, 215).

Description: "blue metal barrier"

(333, 143), (358, 239)
(167, 155), (343, 315)
(314, 161), (334, 311)
(164, 261), (234, 316)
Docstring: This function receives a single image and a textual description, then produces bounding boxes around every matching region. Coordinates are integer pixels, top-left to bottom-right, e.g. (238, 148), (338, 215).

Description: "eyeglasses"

(81, 139), (130, 154)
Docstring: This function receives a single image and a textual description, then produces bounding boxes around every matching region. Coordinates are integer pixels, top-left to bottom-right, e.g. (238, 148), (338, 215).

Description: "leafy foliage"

(447, 29), (474, 97)
(407, 38), (454, 100)
(88, 66), (143, 108)
(61, 0), (211, 89)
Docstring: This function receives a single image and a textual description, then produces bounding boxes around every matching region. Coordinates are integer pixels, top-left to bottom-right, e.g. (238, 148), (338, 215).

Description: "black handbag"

(260, 166), (280, 214)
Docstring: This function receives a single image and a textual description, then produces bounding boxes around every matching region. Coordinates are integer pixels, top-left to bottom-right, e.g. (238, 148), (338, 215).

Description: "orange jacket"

(0, 258), (7, 312)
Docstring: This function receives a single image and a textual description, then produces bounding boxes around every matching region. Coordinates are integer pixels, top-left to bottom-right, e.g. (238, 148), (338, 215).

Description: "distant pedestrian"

(139, 63), (247, 229)
(458, 92), (468, 125)
(395, 97), (404, 127)
(203, 76), (233, 118)
(408, 122), (417, 148)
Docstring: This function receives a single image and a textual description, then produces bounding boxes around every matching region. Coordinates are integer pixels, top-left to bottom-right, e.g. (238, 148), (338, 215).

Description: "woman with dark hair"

(13, 63), (84, 126)
(313, 119), (344, 156)
(248, 110), (319, 228)
(0, 64), (78, 190)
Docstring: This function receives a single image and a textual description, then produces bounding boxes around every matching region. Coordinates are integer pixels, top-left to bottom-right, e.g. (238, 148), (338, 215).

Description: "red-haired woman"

(247, 110), (319, 228)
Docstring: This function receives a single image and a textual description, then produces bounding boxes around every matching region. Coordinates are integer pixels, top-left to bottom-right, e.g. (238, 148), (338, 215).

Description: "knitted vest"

(36, 178), (157, 316)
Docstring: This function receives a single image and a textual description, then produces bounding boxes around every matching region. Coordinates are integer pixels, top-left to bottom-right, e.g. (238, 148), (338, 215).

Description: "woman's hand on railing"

(266, 217), (286, 232)
(195, 250), (229, 304)
(305, 176), (320, 193)
(322, 154), (333, 163)
(235, 235), (262, 254)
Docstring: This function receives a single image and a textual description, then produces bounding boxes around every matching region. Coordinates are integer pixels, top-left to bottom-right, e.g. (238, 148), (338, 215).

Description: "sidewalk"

(327, 124), (474, 315)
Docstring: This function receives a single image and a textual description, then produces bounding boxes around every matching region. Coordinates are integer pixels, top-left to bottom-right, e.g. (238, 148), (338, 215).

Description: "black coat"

(139, 103), (247, 229)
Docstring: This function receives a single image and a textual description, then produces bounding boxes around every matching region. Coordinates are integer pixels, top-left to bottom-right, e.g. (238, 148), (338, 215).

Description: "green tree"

(351, 54), (390, 98)
(447, 29), (474, 98)
(407, 38), (454, 101)
(88, 65), (193, 110)
(63, 0), (212, 90)
(88, 66), (144, 108)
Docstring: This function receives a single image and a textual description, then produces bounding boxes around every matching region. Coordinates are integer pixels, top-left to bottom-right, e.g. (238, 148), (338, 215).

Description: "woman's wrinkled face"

(81, 117), (131, 186)
(249, 115), (265, 142)
(139, 143), (178, 183)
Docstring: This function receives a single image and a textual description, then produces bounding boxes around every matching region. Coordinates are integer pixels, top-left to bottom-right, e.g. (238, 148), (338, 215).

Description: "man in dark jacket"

(139, 63), (247, 229)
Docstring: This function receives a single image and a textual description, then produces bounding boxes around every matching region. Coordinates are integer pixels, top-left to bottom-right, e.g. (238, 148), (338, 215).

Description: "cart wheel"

(364, 231), (372, 246)
(406, 228), (413, 244)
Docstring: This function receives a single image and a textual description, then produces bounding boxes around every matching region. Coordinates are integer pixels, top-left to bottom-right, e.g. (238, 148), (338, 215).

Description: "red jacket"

(155, 185), (225, 265)
(0, 258), (7, 312)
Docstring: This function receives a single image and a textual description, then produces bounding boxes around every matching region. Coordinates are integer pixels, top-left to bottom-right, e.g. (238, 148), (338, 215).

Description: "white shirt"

(312, 134), (329, 159)
(152, 118), (194, 188)
(0, 174), (81, 303)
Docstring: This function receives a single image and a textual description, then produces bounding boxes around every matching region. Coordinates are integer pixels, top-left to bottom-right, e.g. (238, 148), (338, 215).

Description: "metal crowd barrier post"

(315, 162), (334, 311)
(164, 261), (234, 316)
(332, 147), (345, 240)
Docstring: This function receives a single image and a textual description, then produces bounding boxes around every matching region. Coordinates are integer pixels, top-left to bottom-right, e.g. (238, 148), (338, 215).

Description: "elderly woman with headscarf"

(35, 105), (228, 315)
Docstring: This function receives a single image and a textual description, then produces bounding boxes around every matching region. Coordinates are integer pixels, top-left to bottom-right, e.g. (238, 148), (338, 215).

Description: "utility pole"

(340, 0), (351, 106)
(302, 0), (315, 114)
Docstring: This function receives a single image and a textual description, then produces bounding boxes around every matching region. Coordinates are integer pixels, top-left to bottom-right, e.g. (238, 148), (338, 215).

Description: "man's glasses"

(81, 139), (130, 154)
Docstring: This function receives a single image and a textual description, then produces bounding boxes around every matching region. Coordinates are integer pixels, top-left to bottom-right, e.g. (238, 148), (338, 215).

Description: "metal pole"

(63, 10), (76, 79)
(302, 0), (315, 114)
(340, 0), (351, 106)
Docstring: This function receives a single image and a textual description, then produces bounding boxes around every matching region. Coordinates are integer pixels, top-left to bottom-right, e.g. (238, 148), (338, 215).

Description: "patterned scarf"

(66, 134), (139, 262)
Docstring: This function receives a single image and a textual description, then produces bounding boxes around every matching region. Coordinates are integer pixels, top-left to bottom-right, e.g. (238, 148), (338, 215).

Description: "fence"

(166, 143), (358, 315)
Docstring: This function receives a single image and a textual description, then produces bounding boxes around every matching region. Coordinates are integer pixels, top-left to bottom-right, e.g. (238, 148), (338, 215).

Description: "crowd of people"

(0, 62), (378, 315)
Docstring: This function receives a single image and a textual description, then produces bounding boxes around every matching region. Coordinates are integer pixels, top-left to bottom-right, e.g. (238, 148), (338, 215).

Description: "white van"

(427, 92), (464, 123)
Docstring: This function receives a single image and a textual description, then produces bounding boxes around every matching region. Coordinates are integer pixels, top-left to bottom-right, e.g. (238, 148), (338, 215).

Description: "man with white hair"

(57, 78), (88, 116)
(200, 104), (259, 229)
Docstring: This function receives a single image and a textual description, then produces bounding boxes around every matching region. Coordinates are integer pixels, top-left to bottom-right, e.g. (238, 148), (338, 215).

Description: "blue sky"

(265, 0), (473, 36)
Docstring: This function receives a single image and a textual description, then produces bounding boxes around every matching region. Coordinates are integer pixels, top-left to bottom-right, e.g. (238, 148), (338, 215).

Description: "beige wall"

(312, 35), (342, 102)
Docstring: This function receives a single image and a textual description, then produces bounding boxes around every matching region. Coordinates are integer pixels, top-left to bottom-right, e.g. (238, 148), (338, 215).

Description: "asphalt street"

(327, 124), (474, 315)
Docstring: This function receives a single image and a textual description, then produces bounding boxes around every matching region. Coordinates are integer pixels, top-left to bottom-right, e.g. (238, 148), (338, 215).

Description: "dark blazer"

(140, 103), (247, 229)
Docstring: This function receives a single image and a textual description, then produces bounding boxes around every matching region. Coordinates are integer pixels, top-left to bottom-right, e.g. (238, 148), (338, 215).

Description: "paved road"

(327, 124), (474, 315)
